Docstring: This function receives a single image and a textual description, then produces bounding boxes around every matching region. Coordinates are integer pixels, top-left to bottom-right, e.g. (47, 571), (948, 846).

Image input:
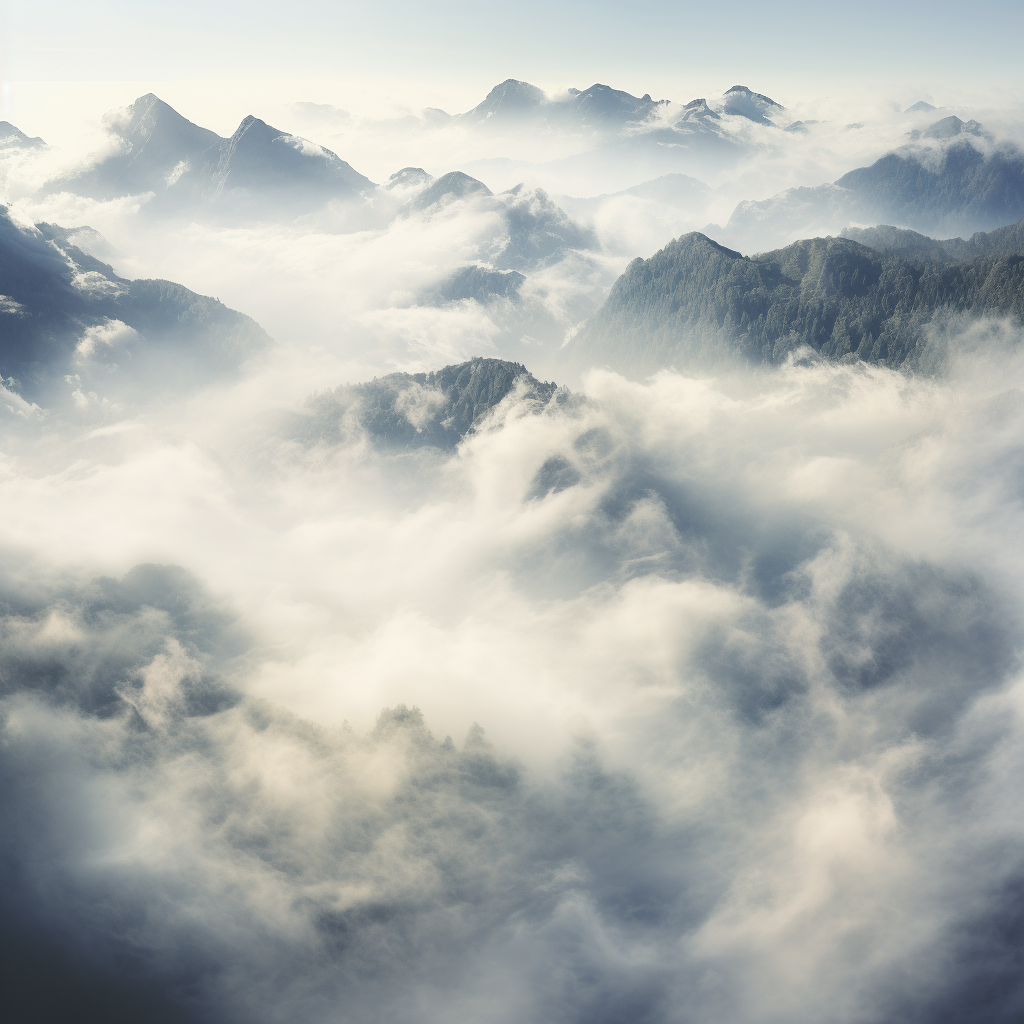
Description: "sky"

(3, 0), (1023, 122)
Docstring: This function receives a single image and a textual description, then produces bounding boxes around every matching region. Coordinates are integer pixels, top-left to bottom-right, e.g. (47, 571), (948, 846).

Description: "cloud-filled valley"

(3, 70), (1024, 1024)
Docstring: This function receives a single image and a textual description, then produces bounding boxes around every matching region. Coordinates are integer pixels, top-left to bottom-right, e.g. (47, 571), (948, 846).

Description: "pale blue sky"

(2, 0), (1022, 102)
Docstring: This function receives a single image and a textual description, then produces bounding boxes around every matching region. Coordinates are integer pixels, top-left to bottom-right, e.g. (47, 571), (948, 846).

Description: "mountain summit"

(53, 94), (374, 219)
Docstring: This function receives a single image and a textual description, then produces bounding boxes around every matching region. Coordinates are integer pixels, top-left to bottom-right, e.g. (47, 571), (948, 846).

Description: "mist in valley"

(3, 58), (1024, 1024)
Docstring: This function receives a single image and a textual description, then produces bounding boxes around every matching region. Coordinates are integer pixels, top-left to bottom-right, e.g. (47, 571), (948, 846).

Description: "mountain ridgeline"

(299, 358), (561, 450)
(54, 94), (374, 218)
(570, 226), (1024, 375)
(0, 205), (269, 403)
(723, 117), (1024, 249)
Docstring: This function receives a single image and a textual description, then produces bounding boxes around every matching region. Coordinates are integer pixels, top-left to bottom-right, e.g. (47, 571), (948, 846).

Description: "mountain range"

(51, 94), (374, 218)
(445, 80), (787, 135)
(568, 224), (1024, 376)
(842, 218), (1024, 261)
(0, 205), (269, 403)
(721, 115), (1024, 250)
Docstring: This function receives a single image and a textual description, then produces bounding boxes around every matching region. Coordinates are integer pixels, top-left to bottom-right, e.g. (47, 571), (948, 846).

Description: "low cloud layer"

(3, 330), (1024, 1021)
(4, 78), (1024, 1024)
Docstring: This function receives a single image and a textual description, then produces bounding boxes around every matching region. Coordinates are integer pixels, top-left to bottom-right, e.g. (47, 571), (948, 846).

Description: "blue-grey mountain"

(0, 121), (46, 151)
(51, 94), (374, 219)
(724, 116), (1024, 250)
(300, 357), (561, 449)
(568, 228), (1024, 375)
(0, 205), (269, 402)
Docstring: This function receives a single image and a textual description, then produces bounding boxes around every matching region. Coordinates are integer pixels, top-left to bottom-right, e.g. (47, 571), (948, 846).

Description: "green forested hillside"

(302, 357), (560, 450)
(570, 231), (1024, 375)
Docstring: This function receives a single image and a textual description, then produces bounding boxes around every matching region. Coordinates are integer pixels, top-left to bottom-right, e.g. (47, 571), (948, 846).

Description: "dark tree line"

(574, 227), (1024, 376)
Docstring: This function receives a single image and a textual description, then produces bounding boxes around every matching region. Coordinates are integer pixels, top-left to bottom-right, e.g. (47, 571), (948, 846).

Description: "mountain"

(383, 167), (434, 192)
(843, 218), (1024, 262)
(908, 114), (989, 141)
(299, 358), (561, 449)
(723, 117), (1024, 251)
(567, 230), (1024, 376)
(456, 80), (549, 126)
(448, 80), (784, 193)
(453, 79), (784, 137)
(201, 114), (374, 214)
(0, 122), (46, 151)
(455, 79), (664, 135)
(904, 100), (938, 113)
(411, 170), (493, 211)
(421, 266), (525, 306)
(51, 94), (373, 218)
(721, 85), (784, 124)
(494, 184), (598, 268)
(0, 205), (269, 403)
(560, 84), (663, 129)
(406, 172), (598, 269)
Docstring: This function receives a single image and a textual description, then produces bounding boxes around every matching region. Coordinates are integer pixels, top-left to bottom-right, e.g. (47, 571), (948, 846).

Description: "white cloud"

(75, 317), (138, 357)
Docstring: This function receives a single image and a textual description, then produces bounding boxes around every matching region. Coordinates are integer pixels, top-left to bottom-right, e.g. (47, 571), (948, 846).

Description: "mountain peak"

(234, 115), (270, 135)
(0, 121), (46, 150)
(461, 79), (547, 123)
(678, 98), (719, 123)
(411, 171), (493, 211)
(721, 85), (783, 123)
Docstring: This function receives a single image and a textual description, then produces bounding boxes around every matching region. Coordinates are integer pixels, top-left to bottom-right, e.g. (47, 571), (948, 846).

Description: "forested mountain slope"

(569, 230), (1024, 375)
(299, 357), (561, 449)
(0, 206), (270, 401)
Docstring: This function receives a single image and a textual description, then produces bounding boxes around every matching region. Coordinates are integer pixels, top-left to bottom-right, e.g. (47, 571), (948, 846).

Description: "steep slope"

(421, 266), (525, 305)
(724, 117), (1024, 250)
(202, 115), (373, 214)
(51, 94), (373, 218)
(407, 173), (598, 269)
(456, 80), (549, 126)
(455, 79), (662, 135)
(494, 184), (599, 269)
(411, 171), (493, 211)
(58, 93), (223, 201)
(0, 122), (46, 151)
(0, 206), (269, 403)
(843, 218), (1024, 262)
(721, 85), (784, 124)
(300, 358), (560, 449)
(569, 231), (1024, 375)
(560, 84), (662, 130)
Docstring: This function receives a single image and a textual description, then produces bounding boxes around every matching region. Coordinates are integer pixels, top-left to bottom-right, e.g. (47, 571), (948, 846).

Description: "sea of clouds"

(3, 84), (1024, 1023)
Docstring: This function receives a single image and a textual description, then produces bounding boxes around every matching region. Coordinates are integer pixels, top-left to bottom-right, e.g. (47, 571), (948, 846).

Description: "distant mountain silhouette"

(455, 79), (664, 134)
(0, 205), (269, 402)
(568, 229), (1024, 375)
(421, 266), (525, 306)
(843, 218), (1024, 262)
(721, 85), (784, 124)
(51, 94), (374, 219)
(411, 171), (493, 211)
(0, 121), (46, 150)
(723, 117), (1024, 250)
(383, 167), (434, 192)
